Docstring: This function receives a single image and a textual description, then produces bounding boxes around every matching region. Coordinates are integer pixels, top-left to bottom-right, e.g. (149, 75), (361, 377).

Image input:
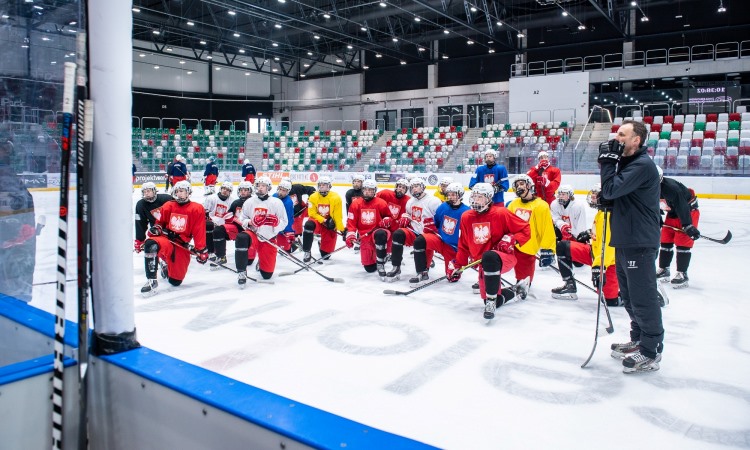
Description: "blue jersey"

(469, 164), (509, 203)
(434, 202), (470, 251)
(203, 162), (218, 177)
(170, 161), (188, 177)
(242, 163), (256, 178)
(274, 193), (295, 234)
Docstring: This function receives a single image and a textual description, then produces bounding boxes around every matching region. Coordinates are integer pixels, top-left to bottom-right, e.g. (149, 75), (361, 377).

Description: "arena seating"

(369, 126), (465, 173)
(262, 127), (382, 172)
(133, 126), (247, 172)
(615, 114), (750, 174)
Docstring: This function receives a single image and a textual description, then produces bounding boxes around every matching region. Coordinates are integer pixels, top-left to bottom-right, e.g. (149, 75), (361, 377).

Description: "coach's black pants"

(615, 247), (664, 359)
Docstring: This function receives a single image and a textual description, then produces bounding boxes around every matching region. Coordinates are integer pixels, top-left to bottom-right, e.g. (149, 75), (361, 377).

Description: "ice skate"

(472, 282), (480, 294)
(483, 297), (497, 320)
(551, 278), (577, 300)
(159, 261), (168, 279)
(140, 279), (158, 297)
(657, 282), (670, 307)
(622, 351), (661, 374)
(210, 256), (227, 271)
(670, 271), (689, 289)
(513, 277), (530, 300)
(656, 267), (670, 282)
(238, 271), (247, 289)
(610, 340), (640, 360)
(409, 271), (429, 288)
(303, 251), (312, 263)
(377, 263), (387, 281)
(386, 266), (401, 282)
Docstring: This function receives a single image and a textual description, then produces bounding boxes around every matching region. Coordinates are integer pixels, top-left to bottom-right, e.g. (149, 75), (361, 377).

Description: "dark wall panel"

(438, 54), (514, 87)
(364, 63), (428, 94)
(132, 90), (273, 122)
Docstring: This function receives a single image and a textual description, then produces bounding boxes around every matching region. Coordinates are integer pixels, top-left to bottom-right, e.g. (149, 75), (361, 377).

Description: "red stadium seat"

(663, 116), (674, 124)
(650, 123), (662, 132)
(643, 116), (654, 124)
(706, 114), (718, 123)
(704, 130), (716, 139)
(672, 123), (683, 132)
(729, 113), (741, 122)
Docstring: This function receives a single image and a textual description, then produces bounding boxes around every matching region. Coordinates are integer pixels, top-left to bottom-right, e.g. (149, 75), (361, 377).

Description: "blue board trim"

(0, 354), (76, 386)
(0, 293), (79, 348)
(103, 347), (438, 450)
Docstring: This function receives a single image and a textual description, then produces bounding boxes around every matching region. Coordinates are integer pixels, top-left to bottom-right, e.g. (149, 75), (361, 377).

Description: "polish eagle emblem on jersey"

(151, 207), (162, 221)
(361, 209), (376, 225)
(472, 221), (491, 244)
(411, 206), (423, 222)
(318, 204), (330, 217)
(168, 213), (188, 233)
(442, 216), (457, 235)
(388, 203), (401, 217)
(483, 174), (496, 184)
(213, 204), (228, 217)
(514, 208), (532, 222)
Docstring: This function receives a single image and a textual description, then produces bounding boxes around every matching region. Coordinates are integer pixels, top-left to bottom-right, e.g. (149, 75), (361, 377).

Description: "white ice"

(28, 185), (750, 449)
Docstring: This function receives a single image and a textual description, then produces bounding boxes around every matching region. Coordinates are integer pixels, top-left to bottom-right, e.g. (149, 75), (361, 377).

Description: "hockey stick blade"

(383, 289), (407, 296)
(664, 225), (732, 245)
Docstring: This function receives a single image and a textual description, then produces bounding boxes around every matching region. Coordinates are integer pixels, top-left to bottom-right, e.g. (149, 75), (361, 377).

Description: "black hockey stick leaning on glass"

(662, 225), (732, 245)
(383, 259), (482, 296)
(581, 210), (612, 369)
(255, 232), (345, 283)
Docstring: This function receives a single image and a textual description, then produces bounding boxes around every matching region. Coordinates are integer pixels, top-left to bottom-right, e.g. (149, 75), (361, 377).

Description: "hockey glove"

(576, 230), (592, 243)
(536, 176), (548, 187)
(538, 249), (555, 267)
(446, 259), (462, 283)
(591, 266), (605, 289)
(597, 139), (624, 164)
(134, 239), (144, 253)
(252, 214), (266, 228)
(284, 232), (296, 244)
(492, 183), (503, 194)
(378, 217), (392, 229)
(398, 214), (411, 228)
(683, 224), (700, 240)
(323, 217), (337, 230)
(345, 232), (357, 248)
(195, 247), (209, 265)
(560, 224), (573, 240)
(148, 224), (163, 237)
(495, 234), (516, 254)
(263, 214), (280, 228)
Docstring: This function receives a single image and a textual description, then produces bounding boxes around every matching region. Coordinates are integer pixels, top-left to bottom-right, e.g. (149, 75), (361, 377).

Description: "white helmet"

(172, 180), (192, 204)
(439, 176), (454, 187)
(587, 183), (602, 209)
(513, 174), (535, 197)
(175, 154), (182, 161)
(484, 148), (498, 159)
(352, 173), (366, 182)
(178, 155), (186, 162)
(409, 177), (426, 197)
(278, 179), (292, 191)
(255, 176), (273, 190)
(362, 179), (377, 200)
(445, 182), (464, 204)
(538, 151), (550, 161)
(318, 175), (332, 186)
(220, 181), (233, 192)
(141, 182), (158, 202)
(557, 184), (574, 204)
(394, 178), (410, 198)
(244, 159), (250, 165)
(238, 180), (253, 198)
(470, 183), (494, 213)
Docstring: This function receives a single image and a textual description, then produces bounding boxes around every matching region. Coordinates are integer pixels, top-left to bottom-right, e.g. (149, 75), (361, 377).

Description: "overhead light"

(470, 6), (477, 12)
(594, 96), (598, 100)
(274, 57), (280, 61)
(375, 53), (382, 58)
(578, 24), (586, 30)
(517, 32), (525, 38)
(379, 2), (387, 6)
(200, 40), (206, 45)
(631, 1), (637, 5)
(303, 63), (310, 67)
(467, 40), (474, 45)
(152, 30), (160, 35)
(239, 49), (245, 53)
(274, 24), (282, 29)
(488, 49), (495, 54)
(245, 72), (250, 76)
(233, 32), (240, 37)
(683, 23), (690, 27)
(2, 14), (10, 19)
(278, 0), (285, 3)
(443, 29), (449, 34)
(300, 74), (306, 78)
(496, 21), (503, 27)
(33, 5), (43, 10)
(139, 53), (145, 57)
(718, 0), (726, 12)
(206, 55), (213, 59)
(347, 45), (353, 49)
(186, 71), (193, 75)
(179, 60), (186, 64)
(539, 40), (545, 44)
(166, 47), (173, 52)
(414, 17), (421, 22)
(360, 26), (367, 31)
(418, 47), (425, 52)
(336, 59), (342, 63)
(442, 54), (448, 59)
(641, 16), (649, 22)
(154, 65), (160, 70)
(50, 61), (56, 64)
(307, 51), (313, 56)
(562, 11), (568, 16)
(392, 37), (398, 42)
(242, 62), (248, 66)
(323, 13), (330, 19)
(400, 61), (406, 65)
(331, 69), (337, 73)
(186, 21), (194, 26)
(228, 10), (236, 16)
(272, 42), (279, 47)
(215, 67), (221, 71)
(132, 7), (141, 13)
(42, 36), (50, 41)
(272, 68), (278, 72)
(313, 35), (320, 39)
(21, 44), (29, 48)
(363, 65), (369, 69)
(675, 15), (682, 19)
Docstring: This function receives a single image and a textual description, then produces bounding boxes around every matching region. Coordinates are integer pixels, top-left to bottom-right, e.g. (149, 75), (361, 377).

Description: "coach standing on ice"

(598, 120), (663, 374)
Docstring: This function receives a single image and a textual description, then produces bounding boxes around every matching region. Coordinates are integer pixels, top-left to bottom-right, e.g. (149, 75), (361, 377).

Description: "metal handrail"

(218, 120), (233, 131)
(180, 118), (199, 130)
(564, 57), (583, 73)
(615, 104), (642, 118)
(667, 46), (690, 64)
(715, 42), (739, 59)
(529, 110), (551, 124)
(583, 55), (603, 71)
(643, 103), (672, 117)
(162, 118), (180, 130)
(692, 44), (715, 62)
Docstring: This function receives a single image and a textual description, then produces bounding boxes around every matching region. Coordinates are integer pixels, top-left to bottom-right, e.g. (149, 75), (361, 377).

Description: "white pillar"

(89, 0), (138, 352)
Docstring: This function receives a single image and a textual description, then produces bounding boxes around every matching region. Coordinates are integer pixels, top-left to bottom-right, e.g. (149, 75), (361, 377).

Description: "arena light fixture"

(379, 2), (387, 7)
(200, 40), (206, 45)
(414, 17), (421, 22)
(375, 53), (382, 58)
(274, 24), (282, 29)
(400, 60), (406, 65)
(272, 42), (279, 47)
(228, 10), (236, 16)
(179, 60), (186, 64)
(307, 51), (313, 56)
(363, 65), (369, 69)
(132, 7), (140, 13)
(233, 32), (240, 37)
(347, 45), (353, 49)
(323, 13), (330, 19)
(186, 21), (194, 26)
(239, 49), (245, 53)
(717, 0), (726, 12)
(187, 71), (193, 75)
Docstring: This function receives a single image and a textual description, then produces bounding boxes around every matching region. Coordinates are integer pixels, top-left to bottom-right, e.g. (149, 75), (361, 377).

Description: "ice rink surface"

(28, 184), (750, 449)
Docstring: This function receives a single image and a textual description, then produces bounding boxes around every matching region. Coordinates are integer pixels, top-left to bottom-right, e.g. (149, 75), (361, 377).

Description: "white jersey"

(239, 195), (289, 241)
(403, 194), (442, 234)
(550, 198), (588, 237)
(204, 193), (237, 226)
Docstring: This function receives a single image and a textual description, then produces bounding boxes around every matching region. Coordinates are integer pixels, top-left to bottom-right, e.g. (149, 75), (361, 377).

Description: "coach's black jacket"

(600, 146), (661, 249)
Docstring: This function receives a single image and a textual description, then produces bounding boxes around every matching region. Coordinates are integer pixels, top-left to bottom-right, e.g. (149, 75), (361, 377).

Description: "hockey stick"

(582, 210), (612, 368)
(52, 61), (76, 450)
(255, 233), (345, 283)
(547, 255), (614, 334)
(383, 259), (482, 296)
(662, 225), (732, 245)
(280, 229), (376, 276)
(167, 237), (270, 284)
(209, 259), (274, 284)
(75, 29), (92, 450)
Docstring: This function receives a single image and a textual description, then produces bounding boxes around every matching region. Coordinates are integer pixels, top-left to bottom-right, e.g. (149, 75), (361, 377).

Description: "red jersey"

(346, 197), (391, 235)
(376, 189), (410, 225)
(155, 200), (207, 250)
(455, 205), (531, 266)
(527, 165), (562, 205)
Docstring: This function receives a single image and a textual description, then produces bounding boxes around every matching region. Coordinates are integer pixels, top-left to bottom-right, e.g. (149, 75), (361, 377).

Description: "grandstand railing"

(511, 40), (750, 77)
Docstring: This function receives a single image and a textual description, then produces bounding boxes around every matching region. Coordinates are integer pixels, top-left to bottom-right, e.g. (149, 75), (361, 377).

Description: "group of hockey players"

(134, 148), (702, 344)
